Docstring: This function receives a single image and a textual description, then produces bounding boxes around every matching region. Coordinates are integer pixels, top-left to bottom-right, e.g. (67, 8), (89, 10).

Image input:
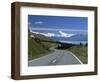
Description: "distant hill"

(31, 32), (53, 41)
(50, 33), (87, 41)
(29, 30), (87, 44)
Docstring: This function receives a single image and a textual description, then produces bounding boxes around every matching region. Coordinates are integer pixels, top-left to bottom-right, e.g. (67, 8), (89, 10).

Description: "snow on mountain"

(32, 31), (76, 38)
(59, 31), (75, 38)
(40, 33), (55, 37)
(32, 31), (55, 37)
(32, 31), (39, 34)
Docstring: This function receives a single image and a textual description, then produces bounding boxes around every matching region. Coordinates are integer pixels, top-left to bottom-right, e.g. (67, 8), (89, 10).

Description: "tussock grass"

(67, 46), (88, 64)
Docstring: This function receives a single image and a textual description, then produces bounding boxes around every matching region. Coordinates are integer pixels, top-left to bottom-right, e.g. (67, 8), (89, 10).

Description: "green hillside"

(67, 46), (87, 64)
(28, 32), (56, 60)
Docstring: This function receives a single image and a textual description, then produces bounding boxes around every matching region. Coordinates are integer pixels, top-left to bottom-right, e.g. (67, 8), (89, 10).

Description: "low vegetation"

(41, 42), (57, 49)
(28, 32), (56, 60)
(67, 45), (88, 64)
(28, 31), (88, 64)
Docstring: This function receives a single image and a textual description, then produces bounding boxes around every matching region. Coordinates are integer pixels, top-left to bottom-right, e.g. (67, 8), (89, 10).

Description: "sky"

(28, 15), (88, 32)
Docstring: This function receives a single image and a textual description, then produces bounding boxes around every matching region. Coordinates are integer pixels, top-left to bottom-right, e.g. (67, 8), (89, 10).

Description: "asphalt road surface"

(28, 49), (82, 66)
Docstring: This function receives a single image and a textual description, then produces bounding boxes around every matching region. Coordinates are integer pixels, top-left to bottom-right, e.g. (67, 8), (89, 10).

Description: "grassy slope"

(28, 33), (56, 60)
(41, 42), (57, 49)
(67, 46), (87, 64)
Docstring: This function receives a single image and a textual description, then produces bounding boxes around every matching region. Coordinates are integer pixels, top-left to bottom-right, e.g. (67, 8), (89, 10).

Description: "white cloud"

(41, 31), (75, 38)
(28, 22), (33, 32)
(32, 31), (39, 34)
(31, 28), (87, 33)
(28, 22), (31, 26)
(59, 31), (75, 38)
(32, 31), (76, 38)
(46, 33), (55, 37)
(40, 33), (55, 37)
(32, 31), (55, 37)
(34, 21), (43, 24)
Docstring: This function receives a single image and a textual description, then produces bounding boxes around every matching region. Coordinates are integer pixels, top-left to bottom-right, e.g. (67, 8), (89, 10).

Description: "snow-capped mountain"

(32, 31), (75, 38)
(58, 31), (75, 38)
(30, 30), (87, 44)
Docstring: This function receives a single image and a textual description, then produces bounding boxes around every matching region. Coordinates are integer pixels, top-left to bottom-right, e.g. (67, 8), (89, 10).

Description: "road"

(28, 49), (82, 66)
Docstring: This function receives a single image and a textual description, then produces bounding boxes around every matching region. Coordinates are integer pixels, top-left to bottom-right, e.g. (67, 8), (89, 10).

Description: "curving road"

(28, 49), (82, 66)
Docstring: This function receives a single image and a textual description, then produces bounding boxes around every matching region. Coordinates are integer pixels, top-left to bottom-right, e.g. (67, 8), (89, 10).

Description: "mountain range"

(32, 30), (87, 41)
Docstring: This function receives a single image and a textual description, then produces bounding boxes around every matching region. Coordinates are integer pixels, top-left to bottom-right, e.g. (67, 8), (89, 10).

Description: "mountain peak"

(32, 31), (76, 38)
(59, 31), (76, 38)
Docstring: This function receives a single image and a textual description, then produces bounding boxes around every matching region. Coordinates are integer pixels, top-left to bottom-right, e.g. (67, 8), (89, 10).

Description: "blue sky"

(28, 15), (88, 31)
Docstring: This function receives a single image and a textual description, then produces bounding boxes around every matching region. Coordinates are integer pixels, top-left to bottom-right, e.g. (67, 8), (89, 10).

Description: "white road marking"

(67, 51), (83, 64)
